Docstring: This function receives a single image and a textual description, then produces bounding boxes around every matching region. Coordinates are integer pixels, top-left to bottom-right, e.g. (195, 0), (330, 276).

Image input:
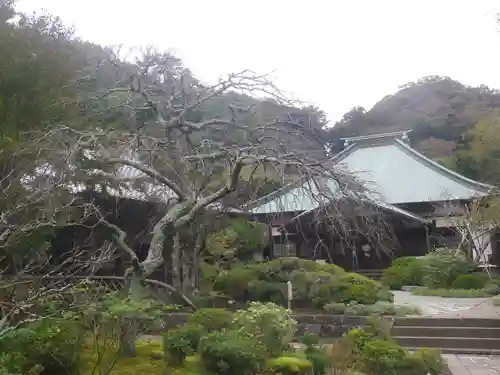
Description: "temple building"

(246, 130), (494, 270)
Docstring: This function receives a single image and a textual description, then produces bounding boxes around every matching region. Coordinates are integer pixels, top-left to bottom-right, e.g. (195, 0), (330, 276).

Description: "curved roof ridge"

(330, 143), (358, 162)
(393, 139), (494, 193)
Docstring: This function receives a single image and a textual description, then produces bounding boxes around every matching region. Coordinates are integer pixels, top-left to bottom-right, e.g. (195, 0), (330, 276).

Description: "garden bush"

(487, 277), (500, 288)
(163, 324), (203, 364)
(361, 339), (407, 375)
(265, 356), (313, 375)
(199, 329), (267, 375)
(342, 323), (444, 375)
(381, 257), (425, 290)
(188, 308), (234, 332)
(214, 257), (388, 308)
(234, 301), (296, 356)
(411, 348), (445, 375)
(422, 248), (475, 288)
(0, 318), (84, 375)
(299, 333), (329, 375)
(213, 265), (255, 300)
(206, 218), (268, 262)
(451, 273), (488, 290)
(484, 282), (500, 295)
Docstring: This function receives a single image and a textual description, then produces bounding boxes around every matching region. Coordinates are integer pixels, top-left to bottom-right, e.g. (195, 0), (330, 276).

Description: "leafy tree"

(455, 110), (500, 185)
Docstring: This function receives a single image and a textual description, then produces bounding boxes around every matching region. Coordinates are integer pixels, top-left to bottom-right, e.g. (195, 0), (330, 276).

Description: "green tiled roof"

(249, 179), (341, 215)
(248, 131), (493, 218)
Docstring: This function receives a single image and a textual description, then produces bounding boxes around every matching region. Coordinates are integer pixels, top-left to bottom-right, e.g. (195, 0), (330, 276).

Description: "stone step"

(406, 347), (500, 356)
(394, 336), (500, 350)
(392, 326), (500, 338)
(394, 317), (500, 328)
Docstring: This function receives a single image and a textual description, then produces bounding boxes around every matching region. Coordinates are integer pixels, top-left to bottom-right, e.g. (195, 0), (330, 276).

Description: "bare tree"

(448, 195), (500, 276)
(0, 49), (400, 356)
(0, 134), (119, 334)
(38, 50), (384, 297)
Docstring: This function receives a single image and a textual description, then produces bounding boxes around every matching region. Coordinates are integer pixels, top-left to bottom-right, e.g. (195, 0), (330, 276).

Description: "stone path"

(394, 291), (500, 375)
(393, 291), (500, 318)
(443, 354), (500, 375)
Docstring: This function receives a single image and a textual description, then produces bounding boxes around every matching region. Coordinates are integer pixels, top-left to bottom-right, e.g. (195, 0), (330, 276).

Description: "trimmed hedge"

(451, 273), (488, 290)
(381, 257), (425, 290)
(188, 308), (234, 331)
(214, 257), (390, 308)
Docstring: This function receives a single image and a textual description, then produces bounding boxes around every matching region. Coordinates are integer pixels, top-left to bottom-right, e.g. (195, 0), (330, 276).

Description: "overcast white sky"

(15, 0), (500, 122)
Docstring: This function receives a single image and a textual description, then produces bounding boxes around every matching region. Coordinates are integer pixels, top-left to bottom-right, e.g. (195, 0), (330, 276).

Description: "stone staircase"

(392, 317), (500, 355)
(355, 269), (384, 281)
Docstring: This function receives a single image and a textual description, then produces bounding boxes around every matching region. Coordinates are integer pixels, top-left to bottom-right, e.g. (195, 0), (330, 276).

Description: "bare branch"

(104, 157), (186, 200)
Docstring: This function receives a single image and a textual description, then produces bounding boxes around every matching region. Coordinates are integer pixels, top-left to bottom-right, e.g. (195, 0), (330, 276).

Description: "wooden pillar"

(425, 225), (431, 254)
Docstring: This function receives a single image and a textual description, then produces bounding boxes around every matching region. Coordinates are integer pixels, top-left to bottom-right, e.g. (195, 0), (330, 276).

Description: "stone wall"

(160, 313), (369, 338)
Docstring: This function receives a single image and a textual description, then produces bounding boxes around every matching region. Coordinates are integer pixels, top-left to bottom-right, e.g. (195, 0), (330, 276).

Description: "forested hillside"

(327, 76), (500, 185)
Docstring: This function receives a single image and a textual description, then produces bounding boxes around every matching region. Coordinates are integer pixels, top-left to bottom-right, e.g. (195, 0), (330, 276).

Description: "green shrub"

(398, 353), (430, 375)
(376, 288), (394, 302)
(411, 348), (444, 375)
(422, 248), (475, 288)
(299, 333), (328, 375)
(0, 352), (24, 375)
(299, 332), (320, 347)
(343, 325), (443, 375)
(163, 324), (202, 365)
(303, 348), (329, 375)
(315, 273), (388, 307)
(340, 273), (383, 305)
(323, 302), (347, 314)
(188, 308), (234, 331)
(452, 273), (487, 289)
(214, 266), (255, 300)
(265, 356), (313, 375)
(0, 319), (84, 375)
(361, 339), (407, 375)
(207, 218), (267, 259)
(368, 301), (420, 316)
(234, 302), (296, 356)
(345, 328), (375, 352)
(382, 257), (425, 290)
(396, 348), (444, 375)
(488, 277), (500, 287)
(485, 283), (500, 296)
(199, 329), (266, 375)
(381, 267), (405, 290)
(412, 287), (493, 297)
(214, 257), (387, 308)
(249, 280), (286, 302)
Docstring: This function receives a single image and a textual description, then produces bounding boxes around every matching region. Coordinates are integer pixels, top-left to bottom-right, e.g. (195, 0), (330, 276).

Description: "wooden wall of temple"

(50, 193), (166, 279)
(267, 214), (431, 270)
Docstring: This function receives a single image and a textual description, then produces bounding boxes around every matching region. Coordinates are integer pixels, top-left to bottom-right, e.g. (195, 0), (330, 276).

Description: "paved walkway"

(444, 354), (500, 375)
(394, 291), (500, 375)
(393, 291), (500, 318)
